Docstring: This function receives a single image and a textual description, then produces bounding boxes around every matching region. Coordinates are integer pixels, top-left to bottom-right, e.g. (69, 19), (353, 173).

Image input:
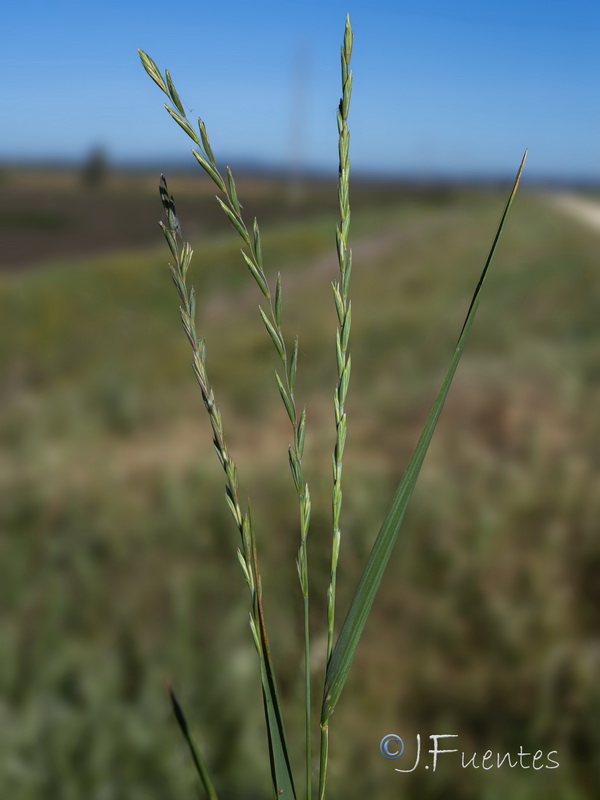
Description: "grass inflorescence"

(3, 181), (599, 800)
(139, 14), (528, 800)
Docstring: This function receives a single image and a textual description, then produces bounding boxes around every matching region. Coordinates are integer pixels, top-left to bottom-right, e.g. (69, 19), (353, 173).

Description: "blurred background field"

(3, 1), (600, 797)
(1, 163), (599, 800)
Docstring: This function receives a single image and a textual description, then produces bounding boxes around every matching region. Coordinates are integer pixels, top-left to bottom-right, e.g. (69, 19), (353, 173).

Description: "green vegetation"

(139, 15), (530, 799)
(1, 17), (599, 800)
(1, 178), (599, 799)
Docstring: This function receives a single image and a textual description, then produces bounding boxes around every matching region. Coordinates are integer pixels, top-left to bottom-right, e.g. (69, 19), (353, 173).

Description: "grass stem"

(140, 17), (527, 800)
(156, 174), (296, 799)
(319, 15), (353, 800)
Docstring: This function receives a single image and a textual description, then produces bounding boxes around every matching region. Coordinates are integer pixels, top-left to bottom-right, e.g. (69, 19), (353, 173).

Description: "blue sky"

(3, 0), (599, 179)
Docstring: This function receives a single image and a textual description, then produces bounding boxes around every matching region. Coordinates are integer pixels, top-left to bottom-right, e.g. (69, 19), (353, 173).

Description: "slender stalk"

(218, 157), (315, 800)
(210, 108), (314, 800)
(319, 15), (353, 800)
(139, 51), (312, 798)
(215, 125), (314, 800)
(303, 595), (311, 799)
(157, 176), (296, 799)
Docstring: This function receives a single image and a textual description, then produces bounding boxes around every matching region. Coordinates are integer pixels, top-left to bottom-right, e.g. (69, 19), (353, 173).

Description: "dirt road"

(549, 192), (600, 233)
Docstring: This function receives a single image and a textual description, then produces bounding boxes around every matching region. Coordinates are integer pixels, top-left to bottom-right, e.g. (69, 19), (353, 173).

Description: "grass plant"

(3, 182), (599, 800)
(139, 15), (527, 800)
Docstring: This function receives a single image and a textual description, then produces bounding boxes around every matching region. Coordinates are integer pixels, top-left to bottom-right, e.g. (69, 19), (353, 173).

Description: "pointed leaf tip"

(167, 684), (220, 800)
(321, 153), (526, 725)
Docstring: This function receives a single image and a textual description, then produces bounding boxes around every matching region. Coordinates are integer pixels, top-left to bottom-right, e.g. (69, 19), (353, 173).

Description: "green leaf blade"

(168, 683), (220, 800)
(260, 662), (297, 800)
(321, 151), (527, 725)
